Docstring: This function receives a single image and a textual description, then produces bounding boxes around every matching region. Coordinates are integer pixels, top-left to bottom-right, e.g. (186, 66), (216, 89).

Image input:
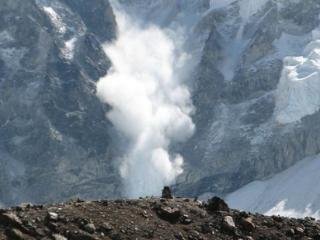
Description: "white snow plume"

(97, 9), (195, 198)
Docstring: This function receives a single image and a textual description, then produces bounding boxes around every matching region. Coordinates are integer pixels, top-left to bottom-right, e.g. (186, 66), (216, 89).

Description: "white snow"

(43, 6), (67, 34)
(36, 0), (82, 60)
(218, 0), (268, 81)
(274, 29), (320, 124)
(226, 154), (320, 219)
(61, 37), (77, 60)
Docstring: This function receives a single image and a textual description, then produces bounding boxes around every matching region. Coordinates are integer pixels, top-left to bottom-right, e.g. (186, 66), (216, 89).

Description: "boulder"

(222, 216), (236, 232)
(207, 197), (229, 212)
(0, 212), (23, 227)
(46, 212), (59, 222)
(155, 205), (181, 223)
(240, 217), (256, 232)
(84, 223), (96, 234)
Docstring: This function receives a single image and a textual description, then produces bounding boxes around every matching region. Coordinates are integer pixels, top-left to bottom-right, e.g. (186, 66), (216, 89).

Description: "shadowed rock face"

(0, 0), (119, 205)
(62, 0), (116, 42)
(177, 0), (320, 197)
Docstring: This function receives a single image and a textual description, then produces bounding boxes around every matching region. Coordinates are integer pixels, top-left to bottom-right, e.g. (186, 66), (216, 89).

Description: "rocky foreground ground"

(0, 196), (320, 240)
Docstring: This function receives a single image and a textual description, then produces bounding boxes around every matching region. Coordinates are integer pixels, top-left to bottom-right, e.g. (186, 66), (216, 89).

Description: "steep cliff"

(0, 0), (118, 205)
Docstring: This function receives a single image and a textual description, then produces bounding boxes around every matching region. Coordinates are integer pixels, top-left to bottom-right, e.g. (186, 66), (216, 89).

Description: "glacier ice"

(274, 29), (320, 124)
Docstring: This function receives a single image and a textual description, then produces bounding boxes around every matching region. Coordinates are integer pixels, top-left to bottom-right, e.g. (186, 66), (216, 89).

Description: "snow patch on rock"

(36, 0), (82, 60)
(43, 6), (67, 34)
(61, 37), (77, 60)
(217, 0), (269, 81)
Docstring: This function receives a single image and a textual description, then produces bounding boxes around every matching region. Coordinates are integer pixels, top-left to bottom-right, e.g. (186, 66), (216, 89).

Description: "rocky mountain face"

(175, 0), (320, 197)
(111, 0), (320, 203)
(0, 0), (119, 205)
(1, 0), (320, 210)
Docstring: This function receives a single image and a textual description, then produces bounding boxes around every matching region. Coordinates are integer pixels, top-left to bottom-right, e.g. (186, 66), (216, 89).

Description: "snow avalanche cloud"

(97, 7), (195, 198)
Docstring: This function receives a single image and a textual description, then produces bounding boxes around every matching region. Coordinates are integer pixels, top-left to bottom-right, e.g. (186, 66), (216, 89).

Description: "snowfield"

(227, 154), (320, 219)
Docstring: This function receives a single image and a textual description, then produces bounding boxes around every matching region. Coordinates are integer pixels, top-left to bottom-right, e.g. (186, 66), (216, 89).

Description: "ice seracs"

(274, 29), (320, 124)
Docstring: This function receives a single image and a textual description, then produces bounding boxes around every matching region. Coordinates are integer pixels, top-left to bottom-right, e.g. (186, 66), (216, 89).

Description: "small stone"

(141, 210), (148, 218)
(223, 216), (236, 232)
(245, 236), (254, 240)
(295, 227), (304, 234)
(84, 223), (96, 234)
(101, 222), (113, 232)
(46, 212), (59, 221)
(52, 234), (68, 240)
(240, 217), (255, 232)
(180, 214), (192, 224)
(188, 230), (200, 239)
(156, 205), (181, 223)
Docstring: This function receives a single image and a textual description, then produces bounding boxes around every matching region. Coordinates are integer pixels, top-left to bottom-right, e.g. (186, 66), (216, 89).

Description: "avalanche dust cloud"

(97, 8), (195, 198)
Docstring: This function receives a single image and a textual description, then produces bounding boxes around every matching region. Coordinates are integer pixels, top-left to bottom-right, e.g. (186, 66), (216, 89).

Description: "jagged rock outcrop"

(0, 0), (119, 205)
(175, 0), (320, 197)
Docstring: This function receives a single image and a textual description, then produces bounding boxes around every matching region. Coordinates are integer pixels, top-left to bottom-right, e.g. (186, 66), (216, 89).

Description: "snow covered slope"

(226, 155), (320, 219)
